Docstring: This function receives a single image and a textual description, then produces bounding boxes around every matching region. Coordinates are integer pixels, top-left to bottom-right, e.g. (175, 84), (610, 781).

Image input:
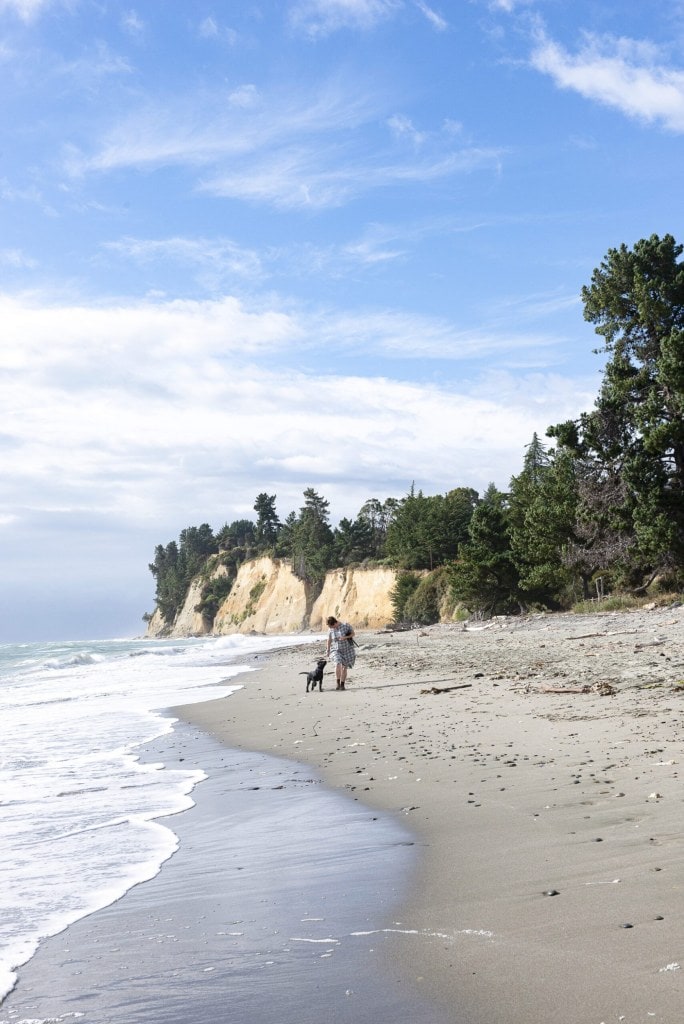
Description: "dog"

(300, 658), (327, 692)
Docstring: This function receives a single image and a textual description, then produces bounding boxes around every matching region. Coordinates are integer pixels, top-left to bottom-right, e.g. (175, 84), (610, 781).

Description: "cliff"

(145, 557), (398, 638)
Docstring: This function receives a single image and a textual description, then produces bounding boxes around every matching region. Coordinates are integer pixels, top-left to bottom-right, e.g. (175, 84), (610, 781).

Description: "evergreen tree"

(449, 484), (520, 615)
(253, 493), (281, 550)
(509, 442), (579, 606)
(357, 497), (400, 558)
(290, 488), (335, 582)
(550, 233), (684, 587)
(333, 515), (375, 565)
(385, 485), (478, 569)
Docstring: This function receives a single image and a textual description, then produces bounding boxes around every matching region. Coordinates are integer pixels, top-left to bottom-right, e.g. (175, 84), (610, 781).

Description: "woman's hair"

(326, 616), (338, 626)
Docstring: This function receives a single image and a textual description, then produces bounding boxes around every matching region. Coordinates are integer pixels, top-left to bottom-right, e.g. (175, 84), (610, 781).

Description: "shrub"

(391, 571), (421, 623)
(403, 567), (451, 625)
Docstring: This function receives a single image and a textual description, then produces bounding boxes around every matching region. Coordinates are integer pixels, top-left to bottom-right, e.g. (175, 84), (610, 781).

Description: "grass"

(571, 592), (683, 614)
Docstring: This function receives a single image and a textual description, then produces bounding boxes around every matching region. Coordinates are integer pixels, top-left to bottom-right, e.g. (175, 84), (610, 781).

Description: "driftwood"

(565, 630), (638, 641)
(538, 681), (617, 696)
(420, 683), (473, 695)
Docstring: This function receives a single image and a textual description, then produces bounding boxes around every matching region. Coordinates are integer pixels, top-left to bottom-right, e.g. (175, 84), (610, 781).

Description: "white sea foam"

(0, 631), (321, 1004)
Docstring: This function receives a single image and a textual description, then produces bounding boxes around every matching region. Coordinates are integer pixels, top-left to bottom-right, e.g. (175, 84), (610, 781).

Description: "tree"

(290, 488), (335, 582)
(215, 519), (256, 552)
(147, 525), (219, 625)
(333, 515), (375, 565)
(508, 436), (578, 606)
(356, 497), (400, 558)
(253, 493), (281, 550)
(148, 540), (183, 623)
(449, 484), (520, 615)
(385, 485), (478, 569)
(550, 233), (684, 587)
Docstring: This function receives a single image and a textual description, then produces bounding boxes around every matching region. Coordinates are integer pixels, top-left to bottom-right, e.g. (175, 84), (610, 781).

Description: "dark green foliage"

(253, 493), (281, 549)
(385, 485), (478, 569)
(390, 571), (421, 623)
(549, 232), (684, 589)
(148, 527), (219, 624)
(449, 484), (520, 615)
(195, 573), (235, 623)
(216, 519), (256, 552)
(355, 497), (400, 559)
(289, 488), (336, 583)
(333, 515), (375, 565)
(403, 567), (451, 625)
(508, 437), (578, 606)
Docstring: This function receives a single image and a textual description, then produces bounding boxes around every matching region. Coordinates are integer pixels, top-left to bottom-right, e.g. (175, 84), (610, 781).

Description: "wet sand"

(1, 725), (450, 1024)
(179, 606), (684, 1023)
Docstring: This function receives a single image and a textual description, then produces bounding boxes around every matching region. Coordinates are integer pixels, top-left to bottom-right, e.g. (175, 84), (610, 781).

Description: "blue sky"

(1, 0), (682, 640)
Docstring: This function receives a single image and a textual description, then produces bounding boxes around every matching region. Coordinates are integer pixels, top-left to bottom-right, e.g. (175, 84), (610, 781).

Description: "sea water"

(0, 631), (319, 1004)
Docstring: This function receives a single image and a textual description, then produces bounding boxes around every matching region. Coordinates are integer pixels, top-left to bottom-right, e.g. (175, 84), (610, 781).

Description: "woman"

(325, 615), (356, 690)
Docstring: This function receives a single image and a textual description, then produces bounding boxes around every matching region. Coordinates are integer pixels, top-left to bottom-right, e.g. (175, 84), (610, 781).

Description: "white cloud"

(531, 30), (684, 132)
(0, 291), (591, 532)
(289, 0), (402, 38)
(414, 1), (447, 31)
(121, 9), (145, 37)
(0, 248), (38, 269)
(198, 16), (218, 38)
(228, 84), (259, 108)
(388, 114), (426, 146)
(0, 0), (53, 20)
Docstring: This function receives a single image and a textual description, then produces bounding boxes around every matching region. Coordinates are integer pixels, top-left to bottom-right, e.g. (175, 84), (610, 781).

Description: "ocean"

(0, 631), (320, 1004)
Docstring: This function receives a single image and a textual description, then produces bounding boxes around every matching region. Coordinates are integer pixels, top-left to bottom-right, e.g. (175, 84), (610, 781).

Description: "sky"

(1, 0), (682, 641)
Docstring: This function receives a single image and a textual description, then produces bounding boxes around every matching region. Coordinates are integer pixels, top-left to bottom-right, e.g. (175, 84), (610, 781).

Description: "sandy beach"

(179, 605), (684, 1023)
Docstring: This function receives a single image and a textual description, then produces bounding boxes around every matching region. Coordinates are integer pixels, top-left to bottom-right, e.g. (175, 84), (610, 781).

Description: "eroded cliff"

(145, 557), (398, 638)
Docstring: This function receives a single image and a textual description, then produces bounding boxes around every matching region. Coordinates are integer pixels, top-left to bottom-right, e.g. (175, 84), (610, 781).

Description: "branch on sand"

(420, 683), (473, 695)
(515, 681), (617, 696)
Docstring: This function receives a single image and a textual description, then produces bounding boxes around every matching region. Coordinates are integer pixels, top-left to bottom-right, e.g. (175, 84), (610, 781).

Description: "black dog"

(300, 658), (327, 692)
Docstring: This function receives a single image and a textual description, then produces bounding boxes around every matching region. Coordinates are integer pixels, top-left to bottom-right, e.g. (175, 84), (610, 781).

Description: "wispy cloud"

(531, 29), (684, 132)
(66, 79), (500, 210)
(388, 113), (427, 146)
(288, 0), (402, 38)
(65, 80), (379, 177)
(199, 144), (502, 210)
(0, 0), (54, 20)
(312, 307), (564, 363)
(0, 248), (38, 269)
(414, 1), (447, 31)
(121, 9), (145, 37)
(103, 236), (264, 286)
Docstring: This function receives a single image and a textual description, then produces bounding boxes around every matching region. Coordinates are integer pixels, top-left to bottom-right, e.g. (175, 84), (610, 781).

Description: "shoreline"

(177, 607), (684, 1022)
(1, 723), (449, 1024)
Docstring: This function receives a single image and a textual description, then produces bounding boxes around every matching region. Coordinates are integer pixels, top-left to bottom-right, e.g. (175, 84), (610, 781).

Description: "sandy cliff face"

(145, 562), (228, 638)
(212, 556), (310, 635)
(146, 557), (397, 637)
(309, 565), (396, 630)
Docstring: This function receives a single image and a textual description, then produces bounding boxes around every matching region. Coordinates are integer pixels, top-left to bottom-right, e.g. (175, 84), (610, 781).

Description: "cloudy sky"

(1, 0), (682, 641)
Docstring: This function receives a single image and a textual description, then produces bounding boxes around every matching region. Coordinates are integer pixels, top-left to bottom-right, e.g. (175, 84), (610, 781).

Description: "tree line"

(148, 233), (684, 628)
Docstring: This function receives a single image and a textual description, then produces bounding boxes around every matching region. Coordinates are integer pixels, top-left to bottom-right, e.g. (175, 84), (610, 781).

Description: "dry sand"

(179, 606), (684, 1023)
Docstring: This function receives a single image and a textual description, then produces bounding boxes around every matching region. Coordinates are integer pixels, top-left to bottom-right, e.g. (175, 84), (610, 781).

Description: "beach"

(178, 606), (684, 1023)
(3, 608), (684, 1024)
